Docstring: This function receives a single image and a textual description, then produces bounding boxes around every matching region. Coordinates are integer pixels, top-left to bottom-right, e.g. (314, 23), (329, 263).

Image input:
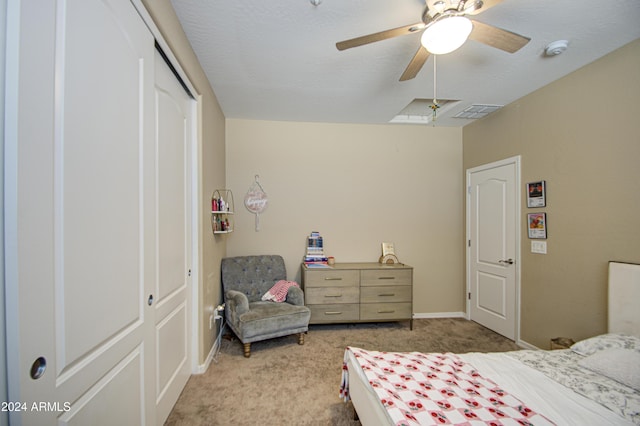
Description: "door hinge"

(468, 239), (471, 247)
(468, 292), (471, 300)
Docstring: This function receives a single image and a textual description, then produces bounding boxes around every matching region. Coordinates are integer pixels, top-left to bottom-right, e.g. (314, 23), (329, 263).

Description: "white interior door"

(467, 158), (520, 340)
(5, 0), (156, 424)
(153, 49), (192, 425)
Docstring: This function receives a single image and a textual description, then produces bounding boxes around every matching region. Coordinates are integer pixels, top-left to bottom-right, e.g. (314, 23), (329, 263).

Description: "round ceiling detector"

(545, 40), (569, 56)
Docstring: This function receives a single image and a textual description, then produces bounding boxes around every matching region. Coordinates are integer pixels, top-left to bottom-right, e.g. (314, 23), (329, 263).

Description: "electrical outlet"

(209, 314), (214, 329)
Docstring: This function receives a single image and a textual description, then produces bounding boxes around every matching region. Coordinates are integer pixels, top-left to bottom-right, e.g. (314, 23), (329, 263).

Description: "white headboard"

(608, 261), (640, 337)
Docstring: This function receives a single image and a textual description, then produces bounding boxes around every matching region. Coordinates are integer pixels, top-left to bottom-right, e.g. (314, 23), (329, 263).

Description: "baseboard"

(413, 312), (467, 319)
(516, 339), (540, 350)
(194, 337), (219, 374)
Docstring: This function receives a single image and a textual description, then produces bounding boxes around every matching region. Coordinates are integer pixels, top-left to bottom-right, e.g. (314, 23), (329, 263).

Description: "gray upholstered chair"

(221, 255), (311, 357)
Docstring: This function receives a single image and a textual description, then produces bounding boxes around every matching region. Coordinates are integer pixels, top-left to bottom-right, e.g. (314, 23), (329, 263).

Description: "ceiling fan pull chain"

(430, 55), (440, 123)
(433, 54), (437, 104)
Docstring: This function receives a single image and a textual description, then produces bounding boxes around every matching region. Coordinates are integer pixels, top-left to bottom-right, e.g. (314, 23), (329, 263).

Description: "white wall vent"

(454, 104), (503, 119)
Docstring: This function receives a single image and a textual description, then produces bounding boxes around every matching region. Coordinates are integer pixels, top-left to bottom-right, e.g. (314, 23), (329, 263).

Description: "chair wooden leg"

(298, 332), (305, 345)
(243, 342), (251, 358)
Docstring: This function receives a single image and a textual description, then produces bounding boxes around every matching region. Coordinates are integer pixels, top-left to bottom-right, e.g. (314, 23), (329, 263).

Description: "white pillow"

(570, 333), (640, 356)
(578, 348), (640, 390)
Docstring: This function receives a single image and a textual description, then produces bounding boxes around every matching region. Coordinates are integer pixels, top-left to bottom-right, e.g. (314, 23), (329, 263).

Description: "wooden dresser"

(302, 262), (413, 329)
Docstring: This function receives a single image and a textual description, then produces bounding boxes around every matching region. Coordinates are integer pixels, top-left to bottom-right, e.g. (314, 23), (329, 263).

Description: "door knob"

(498, 258), (514, 265)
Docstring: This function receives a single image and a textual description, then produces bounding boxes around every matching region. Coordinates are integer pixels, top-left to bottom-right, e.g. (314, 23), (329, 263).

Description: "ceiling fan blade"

(464, 0), (503, 15)
(336, 22), (425, 51)
(468, 20), (530, 53)
(399, 46), (430, 81)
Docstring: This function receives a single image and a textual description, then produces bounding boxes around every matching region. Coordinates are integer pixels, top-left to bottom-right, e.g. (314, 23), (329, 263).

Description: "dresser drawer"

(304, 269), (359, 287)
(360, 302), (412, 321)
(360, 269), (411, 287)
(360, 285), (411, 304)
(309, 304), (359, 323)
(306, 286), (359, 304)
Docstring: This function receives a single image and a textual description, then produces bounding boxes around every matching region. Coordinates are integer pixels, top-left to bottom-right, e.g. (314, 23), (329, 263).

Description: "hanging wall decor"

(527, 180), (546, 207)
(244, 175), (268, 231)
(527, 212), (547, 239)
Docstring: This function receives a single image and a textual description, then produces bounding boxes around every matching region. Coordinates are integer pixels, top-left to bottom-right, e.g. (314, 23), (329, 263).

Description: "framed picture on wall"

(527, 181), (546, 207)
(528, 212), (547, 239)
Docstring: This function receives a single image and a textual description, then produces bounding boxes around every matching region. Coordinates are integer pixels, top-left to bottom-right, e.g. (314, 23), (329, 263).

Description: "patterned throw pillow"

(570, 333), (640, 356)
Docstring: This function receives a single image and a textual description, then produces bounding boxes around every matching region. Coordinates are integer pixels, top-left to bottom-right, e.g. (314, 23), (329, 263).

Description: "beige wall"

(142, 0), (227, 364)
(141, 1), (638, 356)
(226, 120), (464, 315)
(463, 39), (640, 348)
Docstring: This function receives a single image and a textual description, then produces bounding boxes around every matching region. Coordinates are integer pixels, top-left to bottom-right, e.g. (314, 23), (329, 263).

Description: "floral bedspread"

(341, 347), (555, 426)
(507, 350), (640, 424)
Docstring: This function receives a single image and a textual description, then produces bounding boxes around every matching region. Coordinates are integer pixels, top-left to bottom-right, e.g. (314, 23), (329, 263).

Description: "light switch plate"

(531, 240), (547, 254)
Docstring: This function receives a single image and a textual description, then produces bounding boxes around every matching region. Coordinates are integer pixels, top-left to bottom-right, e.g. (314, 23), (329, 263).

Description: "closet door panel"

(153, 49), (192, 424)
(61, 0), (145, 371)
(6, 0), (156, 424)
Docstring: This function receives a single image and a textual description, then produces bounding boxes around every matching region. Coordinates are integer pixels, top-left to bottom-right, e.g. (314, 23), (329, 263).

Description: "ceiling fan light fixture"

(433, 1), (446, 13)
(460, 0), (483, 14)
(421, 15), (472, 55)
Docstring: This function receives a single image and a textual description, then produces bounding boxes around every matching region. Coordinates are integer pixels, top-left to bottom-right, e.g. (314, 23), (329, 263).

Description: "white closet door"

(5, 0), (156, 424)
(153, 49), (192, 425)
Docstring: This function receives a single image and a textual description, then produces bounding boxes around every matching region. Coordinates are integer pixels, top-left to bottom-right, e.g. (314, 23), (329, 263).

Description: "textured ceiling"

(170, 0), (640, 127)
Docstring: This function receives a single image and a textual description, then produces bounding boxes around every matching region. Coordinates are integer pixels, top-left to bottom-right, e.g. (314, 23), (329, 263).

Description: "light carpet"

(164, 318), (520, 426)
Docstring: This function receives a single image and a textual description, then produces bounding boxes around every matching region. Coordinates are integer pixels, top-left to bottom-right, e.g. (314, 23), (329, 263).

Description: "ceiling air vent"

(390, 98), (459, 124)
(454, 104), (503, 119)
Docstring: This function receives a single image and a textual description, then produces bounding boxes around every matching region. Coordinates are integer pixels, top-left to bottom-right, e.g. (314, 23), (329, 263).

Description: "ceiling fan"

(336, 0), (530, 81)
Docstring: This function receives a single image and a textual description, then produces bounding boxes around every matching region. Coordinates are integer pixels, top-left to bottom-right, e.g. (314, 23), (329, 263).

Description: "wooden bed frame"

(346, 261), (640, 425)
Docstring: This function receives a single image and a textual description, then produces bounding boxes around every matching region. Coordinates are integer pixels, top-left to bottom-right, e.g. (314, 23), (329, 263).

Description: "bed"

(340, 261), (640, 425)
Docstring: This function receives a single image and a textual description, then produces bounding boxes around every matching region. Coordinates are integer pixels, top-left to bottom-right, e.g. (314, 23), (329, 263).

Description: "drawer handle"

(324, 311), (343, 315)
(324, 277), (343, 281)
(378, 293), (395, 297)
(378, 276), (395, 280)
(378, 310), (395, 314)
(325, 294), (343, 298)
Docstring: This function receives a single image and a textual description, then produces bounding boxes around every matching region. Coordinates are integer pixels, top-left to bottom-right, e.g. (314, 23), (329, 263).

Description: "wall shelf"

(211, 189), (234, 234)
